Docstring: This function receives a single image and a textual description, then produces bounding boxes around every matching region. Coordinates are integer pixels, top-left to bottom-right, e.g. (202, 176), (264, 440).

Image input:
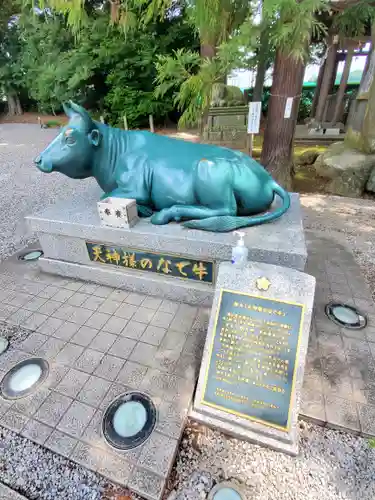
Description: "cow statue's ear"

(89, 129), (101, 147)
(63, 102), (73, 117)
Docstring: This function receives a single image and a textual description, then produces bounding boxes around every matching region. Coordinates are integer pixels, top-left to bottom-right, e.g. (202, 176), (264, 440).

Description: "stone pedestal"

(26, 186), (307, 306)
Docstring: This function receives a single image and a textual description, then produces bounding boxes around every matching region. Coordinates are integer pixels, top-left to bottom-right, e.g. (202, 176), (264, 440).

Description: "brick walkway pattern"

(0, 231), (375, 499)
(302, 230), (375, 436)
(0, 251), (207, 500)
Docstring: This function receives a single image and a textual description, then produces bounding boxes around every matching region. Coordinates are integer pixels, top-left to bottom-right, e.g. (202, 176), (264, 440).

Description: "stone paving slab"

(0, 250), (208, 500)
(301, 230), (375, 436)
(0, 482), (28, 500)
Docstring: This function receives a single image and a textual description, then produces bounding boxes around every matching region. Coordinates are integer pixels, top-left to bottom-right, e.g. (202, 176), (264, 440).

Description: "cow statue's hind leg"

(151, 159), (237, 225)
(151, 204), (236, 225)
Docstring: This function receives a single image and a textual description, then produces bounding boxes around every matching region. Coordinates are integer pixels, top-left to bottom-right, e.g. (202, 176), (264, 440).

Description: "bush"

(105, 86), (174, 129)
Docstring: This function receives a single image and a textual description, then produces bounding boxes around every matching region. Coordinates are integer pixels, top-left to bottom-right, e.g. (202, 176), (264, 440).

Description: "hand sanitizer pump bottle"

(231, 231), (248, 266)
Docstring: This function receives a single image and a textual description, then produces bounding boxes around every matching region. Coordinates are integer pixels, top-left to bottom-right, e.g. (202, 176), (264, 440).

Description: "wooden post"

(310, 60), (326, 118)
(248, 134), (254, 157)
(360, 43), (373, 88)
(332, 47), (354, 125)
(149, 115), (154, 133)
(315, 36), (339, 123)
(123, 115), (128, 130)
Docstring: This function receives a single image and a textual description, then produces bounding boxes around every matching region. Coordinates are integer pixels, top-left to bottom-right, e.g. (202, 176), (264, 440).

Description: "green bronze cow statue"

(34, 101), (290, 232)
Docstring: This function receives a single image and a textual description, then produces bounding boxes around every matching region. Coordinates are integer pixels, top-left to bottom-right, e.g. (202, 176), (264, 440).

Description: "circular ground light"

(102, 392), (156, 450)
(18, 250), (44, 262)
(325, 302), (367, 330)
(208, 482), (244, 500)
(1, 358), (49, 400)
(0, 337), (9, 355)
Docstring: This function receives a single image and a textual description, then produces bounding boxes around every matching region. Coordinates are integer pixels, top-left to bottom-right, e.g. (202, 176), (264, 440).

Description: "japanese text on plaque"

(202, 289), (304, 429)
(86, 242), (214, 284)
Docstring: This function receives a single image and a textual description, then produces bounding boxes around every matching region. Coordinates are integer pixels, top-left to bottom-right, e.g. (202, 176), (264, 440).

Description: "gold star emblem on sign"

(256, 277), (271, 291)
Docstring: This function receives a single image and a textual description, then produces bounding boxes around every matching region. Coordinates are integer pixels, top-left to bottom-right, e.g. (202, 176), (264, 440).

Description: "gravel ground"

(0, 427), (106, 500)
(166, 421), (375, 500)
(300, 194), (375, 301)
(0, 124), (94, 260)
(0, 321), (30, 348)
(0, 426), (137, 500)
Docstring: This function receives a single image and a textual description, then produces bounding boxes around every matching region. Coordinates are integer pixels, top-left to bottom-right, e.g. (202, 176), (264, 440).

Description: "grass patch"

(44, 119), (63, 128)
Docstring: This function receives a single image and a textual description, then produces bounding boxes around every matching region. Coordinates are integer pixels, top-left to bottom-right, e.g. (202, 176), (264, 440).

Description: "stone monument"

(191, 261), (315, 454)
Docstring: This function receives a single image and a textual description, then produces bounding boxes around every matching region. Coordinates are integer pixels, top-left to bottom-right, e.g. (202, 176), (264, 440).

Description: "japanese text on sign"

(247, 101), (262, 134)
(86, 242), (214, 284)
(202, 289), (304, 429)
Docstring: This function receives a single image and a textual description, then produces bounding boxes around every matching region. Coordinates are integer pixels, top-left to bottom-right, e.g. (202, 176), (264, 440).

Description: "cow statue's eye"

(64, 129), (76, 145)
(66, 135), (76, 145)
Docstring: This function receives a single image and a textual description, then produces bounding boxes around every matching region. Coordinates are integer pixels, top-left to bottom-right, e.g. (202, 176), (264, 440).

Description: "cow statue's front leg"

(151, 204), (235, 225)
(107, 155), (154, 218)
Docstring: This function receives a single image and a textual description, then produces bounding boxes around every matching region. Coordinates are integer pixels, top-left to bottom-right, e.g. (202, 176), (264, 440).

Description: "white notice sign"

(284, 97), (293, 119)
(247, 102), (262, 133)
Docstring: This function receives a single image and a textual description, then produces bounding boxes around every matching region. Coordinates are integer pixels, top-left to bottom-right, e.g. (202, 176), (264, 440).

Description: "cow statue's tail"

(183, 183), (290, 232)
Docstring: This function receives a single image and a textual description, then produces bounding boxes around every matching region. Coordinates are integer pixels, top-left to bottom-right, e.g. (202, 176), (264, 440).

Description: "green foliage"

(263, 0), (328, 61)
(1, 4), (197, 123)
(20, 11), (92, 112)
(154, 16), (257, 126)
(369, 438), (375, 448)
(333, 0), (375, 38)
(155, 49), (201, 98)
(102, 15), (198, 127)
(298, 90), (314, 121)
(0, 2), (25, 99)
(35, 0), (89, 33)
(7, 0), (374, 130)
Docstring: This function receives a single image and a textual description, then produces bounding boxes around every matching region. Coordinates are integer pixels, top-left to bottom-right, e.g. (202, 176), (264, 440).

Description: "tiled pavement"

(0, 233), (375, 499)
(0, 251), (207, 500)
(302, 230), (375, 436)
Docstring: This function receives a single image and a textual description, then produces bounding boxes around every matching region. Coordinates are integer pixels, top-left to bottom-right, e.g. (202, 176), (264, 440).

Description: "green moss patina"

(34, 101), (290, 232)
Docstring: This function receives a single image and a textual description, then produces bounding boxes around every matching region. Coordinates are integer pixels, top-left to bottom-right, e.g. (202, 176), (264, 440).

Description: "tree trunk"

(199, 43), (216, 133)
(260, 49), (305, 189)
(200, 43), (216, 59)
(345, 22), (375, 153)
(7, 94), (17, 115)
(253, 30), (269, 103)
(15, 95), (22, 115)
(358, 24), (375, 153)
(7, 92), (22, 116)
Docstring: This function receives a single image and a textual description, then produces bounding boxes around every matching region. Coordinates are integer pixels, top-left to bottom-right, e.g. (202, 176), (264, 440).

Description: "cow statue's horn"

(63, 101), (93, 130)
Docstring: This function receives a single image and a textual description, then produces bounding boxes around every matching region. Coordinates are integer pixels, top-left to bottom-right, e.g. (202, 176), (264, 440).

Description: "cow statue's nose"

(34, 155), (41, 165)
